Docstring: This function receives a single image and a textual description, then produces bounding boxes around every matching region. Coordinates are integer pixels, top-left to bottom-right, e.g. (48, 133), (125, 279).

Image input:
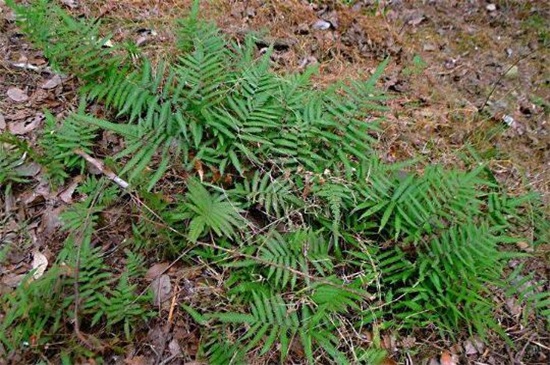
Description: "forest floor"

(1, 0), (549, 364)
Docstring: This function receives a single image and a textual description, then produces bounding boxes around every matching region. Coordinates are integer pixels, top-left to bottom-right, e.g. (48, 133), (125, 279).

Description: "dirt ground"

(1, 0), (548, 364)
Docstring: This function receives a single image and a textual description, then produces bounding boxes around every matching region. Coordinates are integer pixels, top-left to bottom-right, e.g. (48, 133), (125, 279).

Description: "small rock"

(312, 19), (331, 30)
(486, 4), (496, 12)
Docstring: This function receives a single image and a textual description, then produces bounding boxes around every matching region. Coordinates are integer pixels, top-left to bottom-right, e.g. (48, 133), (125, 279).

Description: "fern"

(166, 178), (245, 242)
(258, 229), (333, 290)
(7, 1), (550, 363)
(207, 293), (348, 364)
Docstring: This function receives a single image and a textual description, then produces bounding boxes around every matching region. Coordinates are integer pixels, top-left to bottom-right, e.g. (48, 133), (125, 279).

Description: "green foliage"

(39, 109), (100, 186)
(0, 135), (32, 186)
(166, 178), (245, 242)
(6, 0), (549, 363)
(0, 178), (152, 354)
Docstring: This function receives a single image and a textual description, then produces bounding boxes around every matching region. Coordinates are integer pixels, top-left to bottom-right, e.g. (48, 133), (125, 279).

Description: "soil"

(1, 0), (548, 364)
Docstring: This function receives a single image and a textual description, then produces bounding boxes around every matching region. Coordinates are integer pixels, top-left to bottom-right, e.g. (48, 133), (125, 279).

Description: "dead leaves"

(151, 274), (172, 306)
(145, 262), (170, 281)
(7, 113), (43, 135)
(31, 250), (48, 279)
(439, 350), (458, 365)
(7, 87), (29, 102)
(40, 74), (63, 89)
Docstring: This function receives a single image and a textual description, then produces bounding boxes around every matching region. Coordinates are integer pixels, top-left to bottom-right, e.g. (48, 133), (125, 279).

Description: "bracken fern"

(3, 0), (548, 363)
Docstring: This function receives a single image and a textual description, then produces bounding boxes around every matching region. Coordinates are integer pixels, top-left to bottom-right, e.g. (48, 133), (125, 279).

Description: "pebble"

(486, 4), (496, 12)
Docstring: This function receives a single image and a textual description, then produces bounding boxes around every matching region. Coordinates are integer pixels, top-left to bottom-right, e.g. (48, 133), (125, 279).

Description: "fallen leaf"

(41, 75), (62, 89)
(407, 14), (425, 26)
(380, 357), (398, 365)
(312, 19), (331, 30)
(516, 241), (533, 252)
(0, 113), (5, 130)
(60, 0), (79, 8)
(135, 35), (150, 47)
(151, 274), (172, 306)
(463, 340), (477, 355)
(7, 87), (29, 102)
(423, 43), (437, 52)
(32, 250), (48, 279)
(168, 338), (182, 356)
(505, 297), (522, 316)
(440, 350), (458, 365)
(8, 114), (44, 135)
(14, 162), (41, 177)
(1, 274), (27, 288)
(124, 356), (150, 365)
(59, 176), (83, 203)
(145, 262), (170, 281)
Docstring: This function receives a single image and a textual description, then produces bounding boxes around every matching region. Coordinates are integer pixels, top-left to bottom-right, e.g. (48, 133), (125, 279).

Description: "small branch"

(75, 149), (129, 189)
(478, 47), (542, 114)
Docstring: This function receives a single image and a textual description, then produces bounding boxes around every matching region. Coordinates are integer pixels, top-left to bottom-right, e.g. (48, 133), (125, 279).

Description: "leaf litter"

(0, 0), (548, 364)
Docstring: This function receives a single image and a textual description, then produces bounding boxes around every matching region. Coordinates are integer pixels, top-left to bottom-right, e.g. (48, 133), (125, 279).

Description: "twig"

(167, 283), (179, 325)
(75, 149), (129, 188)
(478, 47), (543, 114)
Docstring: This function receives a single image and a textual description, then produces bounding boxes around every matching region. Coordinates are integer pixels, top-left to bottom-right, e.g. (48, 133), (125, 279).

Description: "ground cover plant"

(1, 0), (549, 364)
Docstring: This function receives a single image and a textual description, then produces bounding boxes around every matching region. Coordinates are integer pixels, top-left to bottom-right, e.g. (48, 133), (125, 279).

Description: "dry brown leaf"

(123, 356), (150, 365)
(59, 176), (83, 203)
(1, 273), (27, 288)
(32, 250), (48, 279)
(516, 241), (533, 252)
(14, 162), (41, 178)
(7, 87), (29, 102)
(8, 114), (44, 135)
(440, 350), (458, 365)
(463, 340), (477, 355)
(0, 113), (6, 131)
(60, 0), (79, 9)
(380, 357), (398, 365)
(41, 75), (63, 89)
(145, 262), (170, 281)
(168, 338), (182, 356)
(151, 274), (172, 306)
